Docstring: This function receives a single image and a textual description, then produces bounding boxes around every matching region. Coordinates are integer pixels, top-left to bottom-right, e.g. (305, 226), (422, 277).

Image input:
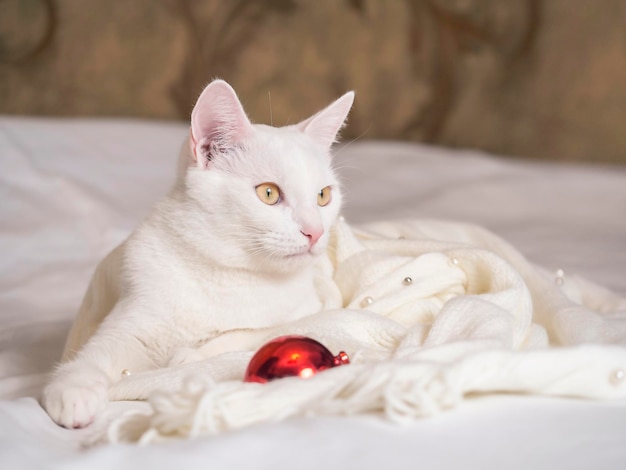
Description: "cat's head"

(179, 79), (354, 274)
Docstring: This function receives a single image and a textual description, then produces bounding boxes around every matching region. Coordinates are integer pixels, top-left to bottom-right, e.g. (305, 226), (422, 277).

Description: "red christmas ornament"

(244, 335), (350, 384)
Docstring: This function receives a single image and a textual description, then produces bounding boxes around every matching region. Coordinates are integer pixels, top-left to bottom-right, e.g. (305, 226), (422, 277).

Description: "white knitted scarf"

(106, 219), (626, 443)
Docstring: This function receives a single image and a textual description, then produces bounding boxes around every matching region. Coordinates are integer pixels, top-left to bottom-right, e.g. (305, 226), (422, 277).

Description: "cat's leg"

(167, 329), (266, 366)
(42, 304), (160, 428)
(168, 310), (406, 365)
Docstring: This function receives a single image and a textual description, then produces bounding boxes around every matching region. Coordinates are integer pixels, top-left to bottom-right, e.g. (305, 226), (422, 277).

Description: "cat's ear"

(190, 79), (253, 169)
(297, 91), (355, 149)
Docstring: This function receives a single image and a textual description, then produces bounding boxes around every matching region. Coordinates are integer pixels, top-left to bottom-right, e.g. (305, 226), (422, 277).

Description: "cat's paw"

(42, 364), (110, 428)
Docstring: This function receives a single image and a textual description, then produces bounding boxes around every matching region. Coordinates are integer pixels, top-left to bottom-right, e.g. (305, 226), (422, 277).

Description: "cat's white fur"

(42, 80), (354, 428)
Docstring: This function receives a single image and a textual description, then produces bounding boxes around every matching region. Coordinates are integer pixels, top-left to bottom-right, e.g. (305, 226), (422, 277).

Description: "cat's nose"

(301, 227), (323, 247)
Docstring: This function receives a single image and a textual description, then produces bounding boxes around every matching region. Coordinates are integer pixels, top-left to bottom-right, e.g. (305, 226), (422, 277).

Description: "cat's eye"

(256, 183), (281, 205)
(318, 186), (332, 207)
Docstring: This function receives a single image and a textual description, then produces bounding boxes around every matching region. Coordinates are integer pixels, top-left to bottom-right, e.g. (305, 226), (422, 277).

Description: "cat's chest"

(176, 267), (323, 331)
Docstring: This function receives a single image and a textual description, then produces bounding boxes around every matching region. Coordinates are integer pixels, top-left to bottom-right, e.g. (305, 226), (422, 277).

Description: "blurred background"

(1, 0), (625, 163)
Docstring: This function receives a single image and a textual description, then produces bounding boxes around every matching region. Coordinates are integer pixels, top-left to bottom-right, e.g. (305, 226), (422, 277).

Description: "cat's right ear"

(190, 80), (254, 169)
(297, 91), (355, 150)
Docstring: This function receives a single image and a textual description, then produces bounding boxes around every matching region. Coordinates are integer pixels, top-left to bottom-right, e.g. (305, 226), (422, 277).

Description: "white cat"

(42, 80), (355, 428)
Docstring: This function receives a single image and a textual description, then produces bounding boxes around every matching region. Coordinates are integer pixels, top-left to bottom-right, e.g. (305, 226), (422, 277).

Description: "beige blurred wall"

(1, 0), (625, 163)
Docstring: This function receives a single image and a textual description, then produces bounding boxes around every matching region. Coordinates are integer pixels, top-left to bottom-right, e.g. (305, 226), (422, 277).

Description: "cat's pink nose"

(301, 227), (323, 247)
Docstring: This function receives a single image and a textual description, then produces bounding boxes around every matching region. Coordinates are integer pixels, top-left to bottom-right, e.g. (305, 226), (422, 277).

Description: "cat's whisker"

(268, 91), (273, 126)
(332, 125), (370, 159)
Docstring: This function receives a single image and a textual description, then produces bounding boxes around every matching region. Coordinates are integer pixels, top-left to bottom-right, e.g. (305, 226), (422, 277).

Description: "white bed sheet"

(1, 117), (625, 469)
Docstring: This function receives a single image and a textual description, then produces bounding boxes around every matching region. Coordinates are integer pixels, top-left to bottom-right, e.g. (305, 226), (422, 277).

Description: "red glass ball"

(244, 335), (350, 384)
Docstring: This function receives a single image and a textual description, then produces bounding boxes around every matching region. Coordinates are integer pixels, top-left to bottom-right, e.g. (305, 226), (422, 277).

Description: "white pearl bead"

(609, 368), (625, 386)
(450, 257), (459, 265)
(360, 296), (374, 308)
(403, 277), (413, 286)
(555, 269), (565, 286)
(121, 369), (132, 378)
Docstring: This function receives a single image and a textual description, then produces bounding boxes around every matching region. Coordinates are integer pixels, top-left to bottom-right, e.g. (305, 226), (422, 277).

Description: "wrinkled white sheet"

(1, 117), (625, 469)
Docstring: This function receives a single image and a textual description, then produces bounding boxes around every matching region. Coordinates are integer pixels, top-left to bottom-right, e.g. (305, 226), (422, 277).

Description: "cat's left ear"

(297, 91), (355, 150)
(190, 79), (254, 169)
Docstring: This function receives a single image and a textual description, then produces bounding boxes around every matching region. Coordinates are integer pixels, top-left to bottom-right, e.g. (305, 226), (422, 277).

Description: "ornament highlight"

(244, 335), (350, 384)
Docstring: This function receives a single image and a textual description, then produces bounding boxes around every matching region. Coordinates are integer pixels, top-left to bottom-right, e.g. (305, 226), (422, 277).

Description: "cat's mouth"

(285, 249), (313, 259)
(260, 239), (320, 262)
(282, 243), (323, 260)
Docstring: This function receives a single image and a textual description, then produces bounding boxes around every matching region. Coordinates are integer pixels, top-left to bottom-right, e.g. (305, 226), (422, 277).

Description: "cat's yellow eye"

(318, 186), (332, 207)
(256, 183), (281, 205)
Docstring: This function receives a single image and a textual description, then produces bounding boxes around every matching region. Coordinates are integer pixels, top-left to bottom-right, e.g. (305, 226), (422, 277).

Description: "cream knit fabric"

(106, 219), (626, 443)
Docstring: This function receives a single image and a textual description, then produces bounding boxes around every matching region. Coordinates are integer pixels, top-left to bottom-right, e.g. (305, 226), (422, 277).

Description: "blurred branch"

(403, 0), (541, 141)
(168, 0), (297, 119)
(0, 0), (56, 64)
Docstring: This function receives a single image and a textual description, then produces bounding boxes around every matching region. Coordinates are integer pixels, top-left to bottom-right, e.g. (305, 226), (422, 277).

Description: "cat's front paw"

(42, 363), (110, 428)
